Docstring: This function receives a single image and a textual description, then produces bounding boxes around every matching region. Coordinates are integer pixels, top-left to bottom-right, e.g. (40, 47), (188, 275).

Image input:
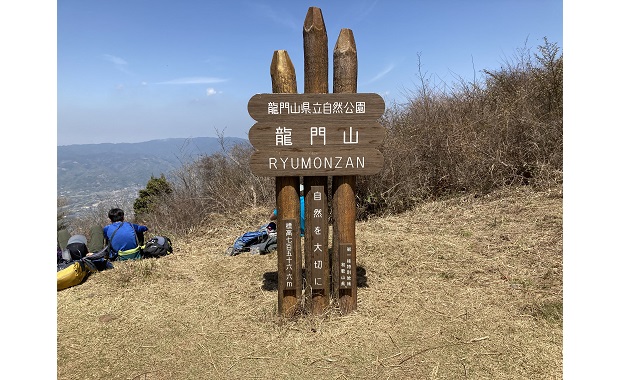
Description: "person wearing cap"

(270, 184), (305, 236)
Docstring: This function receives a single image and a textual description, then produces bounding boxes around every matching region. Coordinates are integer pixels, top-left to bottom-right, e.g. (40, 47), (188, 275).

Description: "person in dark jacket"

(59, 227), (112, 271)
(63, 234), (89, 261)
(58, 233), (108, 272)
(101, 208), (148, 261)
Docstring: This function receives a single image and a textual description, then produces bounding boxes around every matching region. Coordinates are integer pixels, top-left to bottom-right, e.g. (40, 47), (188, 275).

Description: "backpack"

(226, 222), (277, 256)
(57, 258), (98, 291)
(248, 230), (277, 255)
(142, 236), (173, 258)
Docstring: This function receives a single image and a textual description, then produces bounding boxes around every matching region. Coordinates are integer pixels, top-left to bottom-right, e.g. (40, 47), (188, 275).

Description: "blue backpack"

(226, 222), (277, 256)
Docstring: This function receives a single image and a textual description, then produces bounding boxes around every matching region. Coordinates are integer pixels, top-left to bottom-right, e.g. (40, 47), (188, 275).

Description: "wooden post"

(303, 6), (330, 315)
(252, 8), (383, 317)
(270, 50), (302, 318)
(332, 28), (358, 313)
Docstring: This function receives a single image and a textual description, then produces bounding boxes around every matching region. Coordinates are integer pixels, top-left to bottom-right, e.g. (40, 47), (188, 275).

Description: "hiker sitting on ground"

(57, 232), (115, 271)
(97, 208), (148, 261)
(59, 234), (89, 263)
(58, 223), (106, 253)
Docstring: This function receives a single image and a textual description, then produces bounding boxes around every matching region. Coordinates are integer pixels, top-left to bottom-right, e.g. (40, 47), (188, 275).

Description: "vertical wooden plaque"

(278, 217), (299, 290)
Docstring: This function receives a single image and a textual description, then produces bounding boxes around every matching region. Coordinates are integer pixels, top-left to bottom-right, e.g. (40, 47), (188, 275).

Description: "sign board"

(247, 93), (386, 176)
(248, 93), (385, 122)
(248, 121), (385, 150)
(250, 148), (384, 177)
(309, 185), (327, 290)
(339, 243), (354, 289)
(279, 218), (299, 290)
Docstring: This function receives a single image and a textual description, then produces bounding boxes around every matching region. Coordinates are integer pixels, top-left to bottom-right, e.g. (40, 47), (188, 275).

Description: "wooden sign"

(248, 93), (385, 121)
(249, 147), (384, 177)
(248, 120), (385, 150)
(248, 93), (386, 177)
(258, 6), (377, 315)
(278, 218), (299, 290)
(308, 185), (328, 290)
(338, 243), (354, 290)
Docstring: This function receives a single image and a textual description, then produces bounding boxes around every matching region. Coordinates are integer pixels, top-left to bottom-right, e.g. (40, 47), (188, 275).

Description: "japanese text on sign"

(273, 126), (360, 147)
(248, 93), (385, 122)
(339, 244), (354, 289)
(282, 219), (298, 290)
(310, 186), (327, 290)
(267, 101), (366, 115)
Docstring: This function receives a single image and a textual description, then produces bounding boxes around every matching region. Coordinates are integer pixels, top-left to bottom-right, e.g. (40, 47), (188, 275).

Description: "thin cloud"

(103, 54), (128, 66)
(155, 77), (229, 85)
(103, 54), (131, 74)
(206, 88), (220, 96)
(364, 63), (395, 85)
(354, 0), (379, 23)
(251, 3), (299, 31)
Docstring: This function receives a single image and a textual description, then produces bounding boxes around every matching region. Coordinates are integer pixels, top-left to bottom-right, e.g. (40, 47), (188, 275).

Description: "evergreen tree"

(133, 174), (173, 216)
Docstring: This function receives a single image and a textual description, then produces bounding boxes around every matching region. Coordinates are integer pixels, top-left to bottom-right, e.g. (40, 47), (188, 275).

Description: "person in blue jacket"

(270, 184), (305, 236)
(102, 208), (148, 260)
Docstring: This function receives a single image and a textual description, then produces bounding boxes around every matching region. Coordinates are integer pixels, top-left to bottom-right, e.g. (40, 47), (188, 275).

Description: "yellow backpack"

(57, 260), (97, 291)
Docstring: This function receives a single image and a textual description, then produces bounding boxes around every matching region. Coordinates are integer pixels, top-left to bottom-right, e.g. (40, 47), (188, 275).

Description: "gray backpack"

(142, 236), (173, 258)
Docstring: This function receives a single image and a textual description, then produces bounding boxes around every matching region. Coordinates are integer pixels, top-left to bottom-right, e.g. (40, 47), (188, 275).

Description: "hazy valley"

(57, 137), (247, 220)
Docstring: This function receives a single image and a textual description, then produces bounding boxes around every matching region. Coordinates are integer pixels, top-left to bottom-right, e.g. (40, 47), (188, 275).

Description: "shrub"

(133, 174), (173, 216)
(356, 38), (562, 219)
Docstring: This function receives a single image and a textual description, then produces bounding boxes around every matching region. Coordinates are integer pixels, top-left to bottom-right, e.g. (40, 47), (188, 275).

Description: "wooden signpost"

(248, 93), (385, 177)
(302, 7), (331, 316)
(269, 50), (302, 318)
(250, 7), (385, 317)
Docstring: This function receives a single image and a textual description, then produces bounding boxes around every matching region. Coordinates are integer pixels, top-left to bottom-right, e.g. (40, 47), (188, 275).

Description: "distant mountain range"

(57, 137), (248, 220)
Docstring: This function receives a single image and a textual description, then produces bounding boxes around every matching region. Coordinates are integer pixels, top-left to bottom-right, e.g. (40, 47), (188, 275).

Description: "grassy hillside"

(57, 185), (562, 379)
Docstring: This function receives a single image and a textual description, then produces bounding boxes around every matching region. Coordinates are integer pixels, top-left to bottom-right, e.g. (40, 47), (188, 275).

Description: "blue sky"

(57, 0), (563, 146)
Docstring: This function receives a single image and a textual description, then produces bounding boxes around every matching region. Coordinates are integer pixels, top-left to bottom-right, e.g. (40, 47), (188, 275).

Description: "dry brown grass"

(57, 185), (562, 379)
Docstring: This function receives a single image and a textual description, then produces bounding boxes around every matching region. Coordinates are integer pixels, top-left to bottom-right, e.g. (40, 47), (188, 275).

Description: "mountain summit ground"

(57, 185), (562, 379)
